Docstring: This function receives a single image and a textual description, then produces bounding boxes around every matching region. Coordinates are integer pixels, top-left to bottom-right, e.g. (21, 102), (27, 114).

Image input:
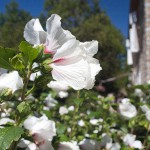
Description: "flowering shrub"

(0, 14), (150, 150)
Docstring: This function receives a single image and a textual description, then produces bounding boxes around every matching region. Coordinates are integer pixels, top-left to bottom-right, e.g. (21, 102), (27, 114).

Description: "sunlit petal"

(24, 19), (46, 45)
(45, 14), (76, 53)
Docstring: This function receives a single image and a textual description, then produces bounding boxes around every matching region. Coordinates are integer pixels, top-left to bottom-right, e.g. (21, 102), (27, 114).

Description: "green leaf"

(58, 135), (69, 142)
(11, 54), (25, 70)
(19, 41), (39, 65)
(57, 124), (67, 135)
(0, 46), (15, 70)
(0, 126), (24, 150)
(73, 98), (84, 106)
(17, 101), (31, 115)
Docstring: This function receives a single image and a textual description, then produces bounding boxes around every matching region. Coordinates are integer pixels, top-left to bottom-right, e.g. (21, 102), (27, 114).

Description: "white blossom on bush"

(30, 63), (41, 81)
(140, 105), (150, 113)
(44, 94), (58, 109)
(0, 118), (14, 125)
(90, 118), (100, 125)
(140, 105), (150, 121)
(68, 105), (74, 111)
(0, 71), (23, 93)
(47, 80), (69, 91)
(24, 14), (75, 51)
(78, 119), (85, 127)
(23, 115), (56, 149)
(134, 88), (143, 97)
(101, 133), (112, 148)
(24, 14), (101, 90)
(119, 98), (137, 119)
(79, 139), (100, 150)
(123, 133), (143, 149)
(17, 139), (37, 150)
(145, 110), (150, 121)
(50, 40), (101, 90)
(59, 106), (69, 115)
(58, 141), (80, 150)
(47, 81), (69, 98)
(106, 142), (121, 150)
(58, 91), (69, 98)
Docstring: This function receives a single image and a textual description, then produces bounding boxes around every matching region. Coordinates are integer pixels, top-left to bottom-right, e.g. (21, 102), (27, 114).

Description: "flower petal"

(80, 40), (98, 56)
(23, 116), (38, 131)
(51, 58), (89, 90)
(85, 57), (102, 89)
(0, 71), (23, 93)
(45, 14), (76, 53)
(53, 40), (82, 62)
(24, 19), (46, 45)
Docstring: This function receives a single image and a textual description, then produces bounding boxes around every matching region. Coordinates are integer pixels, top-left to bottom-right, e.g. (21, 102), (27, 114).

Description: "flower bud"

(42, 58), (52, 74)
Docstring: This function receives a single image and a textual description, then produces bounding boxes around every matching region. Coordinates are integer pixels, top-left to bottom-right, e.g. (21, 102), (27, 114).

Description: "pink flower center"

(53, 58), (65, 63)
(44, 46), (55, 54)
(32, 133), (45, 147)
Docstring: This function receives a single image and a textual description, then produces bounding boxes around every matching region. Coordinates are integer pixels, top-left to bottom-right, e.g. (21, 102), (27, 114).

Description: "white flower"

(0, 118), (14, 125)
(18, 139), (54, 150)
(17, 139), (37, 150)
(93, 130), (99, 134)
(0, 68), (7, 75)
(47, 80), (69, 91)
(86, 110), (91, 115)
(23, 115), (56, 144)
(58, 91), (68, 98)
(119, 99), (137, 119)
(24, 14), (101, 90)
(29, 69), (41, 81)
(68, 105), (74, 111)
(79, 139), (100, 150)
(123, 133), (143, 149)
(50, 40), (101, 90)
(146, 110), (150, 121)
(67, 127), (71, 133)
(140, 105), (150, 121)
(58, 141), (80, 150)
(99, 125), (102, 131)
(47, 81), (69, 98)
(38, 140), (54, 150)
(131, 141), (143, 149)
(79, 41), (102, 89)
(140, 105), (150, 113)
(134, 88), (143, 97)
(45, 94), (58, 108)
(24, 14), (75, 52)
(90, 119), (99, 125)
(59, 106), (68, 115)
(78, 120), (85, 127)
(30, 63), (41, 81)
(106, 142), (121, 150)
(101, 133), (112, 147)
(0, 71), (23, 93)
(121, 98), (130, 103)
(99, 118), (103, 122)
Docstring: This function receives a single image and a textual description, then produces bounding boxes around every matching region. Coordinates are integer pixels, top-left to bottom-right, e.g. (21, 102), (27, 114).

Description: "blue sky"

(0, 0), (130, 37)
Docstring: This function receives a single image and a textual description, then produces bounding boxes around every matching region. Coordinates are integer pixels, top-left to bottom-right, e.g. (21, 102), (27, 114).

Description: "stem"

(25, 84), (35, 97)
(8, 141), (18, 150)
(10, 64), (32, 150)
(21, 63), (32, 101)
(143, 123), (150, 149)
(70, 91), (80, 139)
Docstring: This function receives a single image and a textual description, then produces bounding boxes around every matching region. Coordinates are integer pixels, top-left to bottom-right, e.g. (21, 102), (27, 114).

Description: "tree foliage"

(0, 1), (31, 48)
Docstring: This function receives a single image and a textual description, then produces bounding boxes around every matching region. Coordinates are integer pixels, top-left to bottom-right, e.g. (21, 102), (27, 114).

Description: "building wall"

(144, 0), (150, 82)
(130, 0), (150, 84)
